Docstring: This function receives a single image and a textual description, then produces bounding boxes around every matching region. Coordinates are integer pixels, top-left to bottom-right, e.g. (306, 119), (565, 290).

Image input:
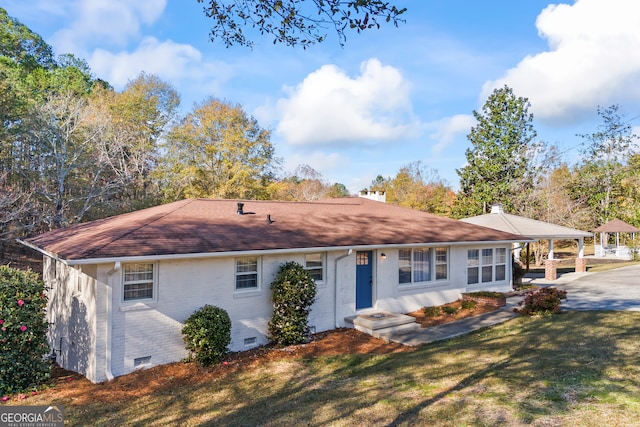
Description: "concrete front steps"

(345, 311), (420, 343)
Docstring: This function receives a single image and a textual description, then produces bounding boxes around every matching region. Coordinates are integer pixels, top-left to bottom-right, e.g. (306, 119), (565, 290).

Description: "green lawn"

(18, 311), (640, 426)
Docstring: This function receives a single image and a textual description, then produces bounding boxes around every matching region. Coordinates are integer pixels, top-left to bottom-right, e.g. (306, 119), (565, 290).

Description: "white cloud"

(49, 0), (166, 54)
(90, 37), (203, 88)
(275, 58), (420, 145)
(428, 114), (475, 154)
(483, 0), (640, 124)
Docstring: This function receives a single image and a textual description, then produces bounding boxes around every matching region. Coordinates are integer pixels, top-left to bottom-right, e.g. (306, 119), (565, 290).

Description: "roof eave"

(28, 239), (530, 266)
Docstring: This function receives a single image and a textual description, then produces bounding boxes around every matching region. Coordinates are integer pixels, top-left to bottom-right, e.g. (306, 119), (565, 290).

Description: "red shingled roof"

(24, 198), (526, 262)
(593, 219), (640, 233)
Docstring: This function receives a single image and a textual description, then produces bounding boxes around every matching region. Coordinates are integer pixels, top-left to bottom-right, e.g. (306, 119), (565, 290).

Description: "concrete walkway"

(377, 295), (523, 346)
(378, 264), (640, 346)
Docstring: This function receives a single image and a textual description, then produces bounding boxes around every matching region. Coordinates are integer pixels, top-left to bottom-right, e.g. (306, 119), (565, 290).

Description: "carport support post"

(545, 239), (558, 280)
(575, 237), (587, 273)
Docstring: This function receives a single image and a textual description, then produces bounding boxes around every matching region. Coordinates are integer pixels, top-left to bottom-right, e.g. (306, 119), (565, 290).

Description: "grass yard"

(7, 311), (640, 426)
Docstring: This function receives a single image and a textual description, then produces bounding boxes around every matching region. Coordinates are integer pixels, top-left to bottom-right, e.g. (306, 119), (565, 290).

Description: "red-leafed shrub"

(515, 287), (567, 316)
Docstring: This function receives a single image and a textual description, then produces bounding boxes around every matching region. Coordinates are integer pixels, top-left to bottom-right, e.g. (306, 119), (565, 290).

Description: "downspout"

(105, 261), (121, 381)
(334, 249), (352, 328)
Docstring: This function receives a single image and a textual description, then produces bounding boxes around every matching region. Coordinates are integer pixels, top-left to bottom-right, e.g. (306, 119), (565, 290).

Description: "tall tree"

(575, 104), (639, 224)
(196, 0), (407, 48)
(365, 162), (455, 216)
(0, 8), (54, 70)
(455, 86), (538, 217)
(159, 98), (277, 200)
(90, 73), (180, 213)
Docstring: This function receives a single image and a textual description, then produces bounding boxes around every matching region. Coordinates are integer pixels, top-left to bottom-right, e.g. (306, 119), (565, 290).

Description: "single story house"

(21, 196), (526, 383)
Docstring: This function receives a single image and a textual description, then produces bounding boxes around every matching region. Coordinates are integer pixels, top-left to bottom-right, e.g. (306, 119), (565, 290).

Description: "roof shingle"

(25, 198), (527, 261)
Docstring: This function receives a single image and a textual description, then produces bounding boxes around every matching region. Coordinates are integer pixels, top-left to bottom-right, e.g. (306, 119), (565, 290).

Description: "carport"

(461, 204), (593, 280)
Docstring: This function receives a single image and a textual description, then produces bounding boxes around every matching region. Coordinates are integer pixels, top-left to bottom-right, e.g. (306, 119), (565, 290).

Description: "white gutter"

(333, 249), (352, 328)
(104, 261), (120, 382)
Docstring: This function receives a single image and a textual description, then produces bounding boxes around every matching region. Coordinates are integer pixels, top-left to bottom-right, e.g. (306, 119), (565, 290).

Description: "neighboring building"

(21, 197), (525, 383)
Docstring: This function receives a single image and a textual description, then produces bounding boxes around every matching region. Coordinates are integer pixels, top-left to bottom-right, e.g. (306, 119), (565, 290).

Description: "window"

(399, 247), (447, 285)
(435, 247), (448, 280)
(467, 247), (508, 285)
(304, 253), (324, 282)
(467, 249), (479, 285)
(123, 263), (155, 301)
(235, 257), (258, 290)
(495, 248), (507, 281)
(482, 249), (493, 283)
(399, 249), (412, 284)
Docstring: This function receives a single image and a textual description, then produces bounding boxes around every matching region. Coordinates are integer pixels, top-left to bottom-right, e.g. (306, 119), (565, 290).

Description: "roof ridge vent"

(237, 202), (244, 215)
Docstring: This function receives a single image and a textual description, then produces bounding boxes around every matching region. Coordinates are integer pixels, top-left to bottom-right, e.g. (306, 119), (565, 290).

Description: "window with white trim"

(235, 257), (259, 290)
(304, 253), (324, 282)
(495, 248), (507, 281)
(123, 263), (155, 301)
(399, 247), (448, 285)
(467, 247), (508, 285)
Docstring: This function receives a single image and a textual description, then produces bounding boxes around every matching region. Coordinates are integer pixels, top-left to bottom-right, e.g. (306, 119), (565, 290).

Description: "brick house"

(21, 196), (525, 383)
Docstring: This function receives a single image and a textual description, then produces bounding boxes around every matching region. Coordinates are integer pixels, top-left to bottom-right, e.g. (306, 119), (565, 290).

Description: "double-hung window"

(304, 253), (324, 282)
(123, 263), (155, 301)
(467, 247), (508, 285)
(399, 247), (448, 285)
(235, 257), (259, 290)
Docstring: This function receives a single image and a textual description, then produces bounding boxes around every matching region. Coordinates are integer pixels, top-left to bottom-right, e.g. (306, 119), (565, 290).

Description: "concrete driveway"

(531, 264), (640, 311)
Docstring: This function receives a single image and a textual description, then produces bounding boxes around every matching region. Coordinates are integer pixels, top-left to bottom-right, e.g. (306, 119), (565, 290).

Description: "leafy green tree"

(365, 162), (455, 216)
(197, 0), (407, 48)
(159, 97), (276, 200)
(574, 105), (638, 224)
(455, 86), (538, 217)
(326, 182), (351, 198)
(0, 8), (54, 70)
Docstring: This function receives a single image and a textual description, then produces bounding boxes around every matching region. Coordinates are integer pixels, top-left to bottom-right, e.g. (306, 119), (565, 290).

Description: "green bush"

(461, 299), (477, 310)
(182, 305), (231, 366)
(268, 261), (317, 346)
(423, 306), (441, 317)
(442, 305), (458, 315)
(0, 266), (50, 396)
(515, 287), (567, 316)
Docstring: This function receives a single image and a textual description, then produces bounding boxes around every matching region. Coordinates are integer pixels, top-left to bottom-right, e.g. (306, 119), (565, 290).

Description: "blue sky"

(2, 0), (639, 193)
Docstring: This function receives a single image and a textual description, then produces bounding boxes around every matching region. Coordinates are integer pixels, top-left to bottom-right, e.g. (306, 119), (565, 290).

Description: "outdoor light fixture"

(381, 253), (387, 260)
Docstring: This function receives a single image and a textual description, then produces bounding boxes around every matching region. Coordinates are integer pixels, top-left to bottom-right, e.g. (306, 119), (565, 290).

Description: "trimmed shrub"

(515, 287), (567, 316)
(268, 261), (317, 346)
(442, 305), (458, 315)
(182, 305), (231, 366)
(0, 266), (50, 395)
(461, 299), (477, 310)
(423, 306), (441, 317)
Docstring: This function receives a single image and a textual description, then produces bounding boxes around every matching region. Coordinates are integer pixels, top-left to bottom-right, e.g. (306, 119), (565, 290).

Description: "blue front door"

(356, 251), (373, 309)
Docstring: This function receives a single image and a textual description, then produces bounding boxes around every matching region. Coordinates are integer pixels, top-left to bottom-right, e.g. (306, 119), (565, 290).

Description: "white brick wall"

(48, 244), (513, 382)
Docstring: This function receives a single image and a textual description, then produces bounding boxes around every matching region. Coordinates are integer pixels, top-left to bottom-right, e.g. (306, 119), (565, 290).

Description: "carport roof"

(461, 205), (592, 240)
